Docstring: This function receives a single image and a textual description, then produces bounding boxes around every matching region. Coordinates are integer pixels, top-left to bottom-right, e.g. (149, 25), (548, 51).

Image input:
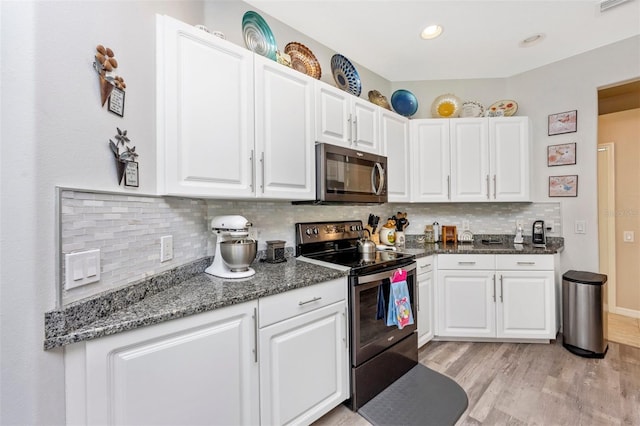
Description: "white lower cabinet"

(436, 254), (556, 341)
(65, 302), (259, 426)
(416, 256), (435, 347)
(258, 278), (349, 426)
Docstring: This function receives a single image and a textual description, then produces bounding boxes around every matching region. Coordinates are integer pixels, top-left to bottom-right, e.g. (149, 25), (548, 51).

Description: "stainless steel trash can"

(562, 270), (608, 358)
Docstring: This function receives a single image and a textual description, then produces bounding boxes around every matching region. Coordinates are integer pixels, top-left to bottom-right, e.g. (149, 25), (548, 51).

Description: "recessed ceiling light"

(519, 33), (545, 47)
(420, 24), (443, 40)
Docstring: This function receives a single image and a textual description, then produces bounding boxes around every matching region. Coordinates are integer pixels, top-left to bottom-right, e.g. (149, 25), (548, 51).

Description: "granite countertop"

(44, 257), (347, 350)
(400, 234), (564, 258)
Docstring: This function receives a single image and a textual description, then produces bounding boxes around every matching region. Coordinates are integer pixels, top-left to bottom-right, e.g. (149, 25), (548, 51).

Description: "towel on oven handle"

(376, 279), (389, 320)
(386, 269), (414, 329)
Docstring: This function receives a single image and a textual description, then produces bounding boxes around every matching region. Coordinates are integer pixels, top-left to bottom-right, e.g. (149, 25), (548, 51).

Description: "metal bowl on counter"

(220, 239), (257, 272)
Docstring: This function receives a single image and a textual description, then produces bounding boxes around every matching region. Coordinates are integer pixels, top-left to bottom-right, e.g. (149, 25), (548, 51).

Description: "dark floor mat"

(358, 364), (468, 426)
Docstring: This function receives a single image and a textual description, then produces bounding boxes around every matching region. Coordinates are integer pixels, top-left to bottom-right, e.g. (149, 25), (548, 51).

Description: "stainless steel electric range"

(295, 220), (418, 410)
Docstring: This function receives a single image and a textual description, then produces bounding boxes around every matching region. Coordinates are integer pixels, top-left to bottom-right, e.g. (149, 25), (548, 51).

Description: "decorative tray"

(431, 93), (462, 118)
(487, 99), (518, 117)
(331, 54), (361, 97)
(242, 11), (277, 61)
(390, 89), (418, 117)
(284, 42), (321, 79)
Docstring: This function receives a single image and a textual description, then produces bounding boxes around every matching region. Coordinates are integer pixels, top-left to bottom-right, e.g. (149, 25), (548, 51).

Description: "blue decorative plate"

(331, 54), (361, 97)
(242, 11), (277, 61)
(391, 89), (419, 117)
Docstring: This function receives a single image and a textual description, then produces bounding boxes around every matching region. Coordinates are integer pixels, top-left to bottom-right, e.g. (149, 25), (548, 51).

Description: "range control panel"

(295, 221), (363, 244)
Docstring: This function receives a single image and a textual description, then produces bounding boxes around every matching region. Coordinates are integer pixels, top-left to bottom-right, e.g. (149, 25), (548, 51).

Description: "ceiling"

(243, 0), (640, 81)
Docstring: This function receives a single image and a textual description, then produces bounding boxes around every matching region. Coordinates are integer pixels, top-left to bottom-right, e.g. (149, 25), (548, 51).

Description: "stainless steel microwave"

(314, 143), (387, 204)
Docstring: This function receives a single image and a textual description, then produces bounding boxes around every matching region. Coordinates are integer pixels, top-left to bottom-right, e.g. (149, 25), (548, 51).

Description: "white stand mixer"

(205, 215), (256, 279)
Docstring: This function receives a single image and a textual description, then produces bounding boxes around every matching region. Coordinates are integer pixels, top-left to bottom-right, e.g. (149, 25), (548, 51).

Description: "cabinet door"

(352, 98), (380, 153)
(410, 119), (451, 202)
(315, 82), (351, 148)
(254, 55), (315, 200)
(417, 272), (435, 347)
(259, 301), (348, 426)
(450, 118), (489, 201)
(490, 117), (530, 201)
(69, 302), (259, 426)
(381, 110), (410, 202)
(437, 269), (496, 338)
(157, 15), (254, 197)
(497, 270), (555, 339)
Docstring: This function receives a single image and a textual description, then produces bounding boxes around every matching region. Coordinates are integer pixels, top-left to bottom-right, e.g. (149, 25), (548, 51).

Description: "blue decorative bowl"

(242, 11), (277, 61)
(330, 54), (362, 97)
(391, 90), (418, 117)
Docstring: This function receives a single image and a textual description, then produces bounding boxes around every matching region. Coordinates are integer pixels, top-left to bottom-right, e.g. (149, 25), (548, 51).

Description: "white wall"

(509, 35), (640, 273)
(1, 0), (638, 423)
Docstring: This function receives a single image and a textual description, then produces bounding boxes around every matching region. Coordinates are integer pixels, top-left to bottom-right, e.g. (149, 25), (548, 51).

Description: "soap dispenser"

(514, 223), (524, 244)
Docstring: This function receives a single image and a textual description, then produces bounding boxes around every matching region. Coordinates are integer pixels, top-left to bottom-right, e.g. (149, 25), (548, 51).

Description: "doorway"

(597, 80), (640, 349)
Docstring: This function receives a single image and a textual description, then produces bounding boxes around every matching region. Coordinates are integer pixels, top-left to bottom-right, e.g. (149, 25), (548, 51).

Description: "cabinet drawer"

(496, 254), (554, 270)
(259, 278), (346, 328)
(438, 254), (495, 270)
(416, 256), (434, 275)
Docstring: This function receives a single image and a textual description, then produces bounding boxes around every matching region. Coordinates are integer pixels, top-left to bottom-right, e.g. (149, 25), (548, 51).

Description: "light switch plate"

(161, 235), (173, 262)
(575, 220), (586, 234)
(623, 231), (635, 243)
(65, 249), (101, 290)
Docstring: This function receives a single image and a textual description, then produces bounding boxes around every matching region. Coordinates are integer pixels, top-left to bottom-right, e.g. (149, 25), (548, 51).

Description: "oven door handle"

(355, 262), (416, 285)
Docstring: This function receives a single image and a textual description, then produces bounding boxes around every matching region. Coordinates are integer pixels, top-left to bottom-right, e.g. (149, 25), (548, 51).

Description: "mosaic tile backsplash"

(59, 189), (561, 305)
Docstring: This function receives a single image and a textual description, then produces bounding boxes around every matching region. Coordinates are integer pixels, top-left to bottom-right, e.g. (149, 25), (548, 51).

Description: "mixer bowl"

(220, 239), (257, 272)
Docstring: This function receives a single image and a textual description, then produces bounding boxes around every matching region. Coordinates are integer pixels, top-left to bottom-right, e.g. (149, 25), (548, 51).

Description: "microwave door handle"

(371, 162), (385, 195)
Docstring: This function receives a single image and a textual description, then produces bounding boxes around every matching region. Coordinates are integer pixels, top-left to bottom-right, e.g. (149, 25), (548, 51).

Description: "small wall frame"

(548, 110), (577, 136)
(547, 142), (576, 166)
(549, 175), (578, 197)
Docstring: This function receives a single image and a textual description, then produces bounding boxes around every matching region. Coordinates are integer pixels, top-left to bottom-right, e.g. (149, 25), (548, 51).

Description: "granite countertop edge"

(44, 257), (347, 350)
(401, 235), (564, 258)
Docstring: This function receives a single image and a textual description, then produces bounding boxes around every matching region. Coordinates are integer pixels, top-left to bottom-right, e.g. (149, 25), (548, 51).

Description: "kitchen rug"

(358, 364), (468, 426)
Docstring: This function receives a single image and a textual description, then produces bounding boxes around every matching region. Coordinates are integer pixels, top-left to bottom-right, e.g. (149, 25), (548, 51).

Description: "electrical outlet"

(575, 220), (586, 234)
(248, 228), (258, 241)
(161, 235), (173, 262)
(462, 220), (470, 231)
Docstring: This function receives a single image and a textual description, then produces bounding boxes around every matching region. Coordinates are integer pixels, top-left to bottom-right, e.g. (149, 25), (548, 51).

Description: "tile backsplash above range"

(58, 189), (560, 305)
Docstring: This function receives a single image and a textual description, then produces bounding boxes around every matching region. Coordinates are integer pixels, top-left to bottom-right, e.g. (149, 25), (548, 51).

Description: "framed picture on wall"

(548, 110), (577, 136)
(547, 142), (576, 166)
(549, 175), (578, 197)
(124, 161), (139, 187)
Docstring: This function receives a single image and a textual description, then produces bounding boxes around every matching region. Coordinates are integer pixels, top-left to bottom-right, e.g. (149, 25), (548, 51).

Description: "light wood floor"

(314, 337), (640, 425)
(608, 312), (640, 349)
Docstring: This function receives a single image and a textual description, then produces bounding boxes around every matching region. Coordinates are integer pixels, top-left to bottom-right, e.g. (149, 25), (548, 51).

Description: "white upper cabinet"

(315, 82), (380, 154)
(157, 15), (315, 201)
(254, 55), (315, 200)
(411, 117), (530, 203)
(157, 15), (254, 198)
(489, 117), (530, 202)
(411, 119), (451, 202)
(381, 110), (410, 202)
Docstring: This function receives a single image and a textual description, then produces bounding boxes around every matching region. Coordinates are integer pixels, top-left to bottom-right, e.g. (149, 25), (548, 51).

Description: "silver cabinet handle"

(260, 152), (265, 193)
(343, 306), (348, 348)
(252, 307), (258, 363)
(420, 263), (432, 269)
(493, 175), (497, 199)
(353, 117), (358, 143)
(347, 114), (352, 144)
(250, 150), (255, 192)
(517, 261), (536, 265)
(486, 175), (490, 200)
(447, 175), (451, 199)
(299, 296), (322, 306)
(499, 275), (504, 303)
(458, 261), (476, 265)
(492, 274), (496, 302)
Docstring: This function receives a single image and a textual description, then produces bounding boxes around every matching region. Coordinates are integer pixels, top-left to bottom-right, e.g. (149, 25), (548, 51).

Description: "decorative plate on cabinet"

(460, 100), (485, 118)
(431, 94), (462, 118)
(390, 89), (418, 117)
(368, 90), (392, 110)
(330, 54), (362, 97)
(487, 99), (518, 116)
(242, 11), (277, 61)
(284, 42), (322, 79)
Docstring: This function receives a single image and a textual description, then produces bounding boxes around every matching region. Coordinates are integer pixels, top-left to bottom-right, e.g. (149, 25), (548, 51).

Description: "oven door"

(350, 262), (417, 366)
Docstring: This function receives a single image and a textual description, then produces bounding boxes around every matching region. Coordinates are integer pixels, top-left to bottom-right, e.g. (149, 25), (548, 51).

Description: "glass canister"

(424, 225), (435, 243)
